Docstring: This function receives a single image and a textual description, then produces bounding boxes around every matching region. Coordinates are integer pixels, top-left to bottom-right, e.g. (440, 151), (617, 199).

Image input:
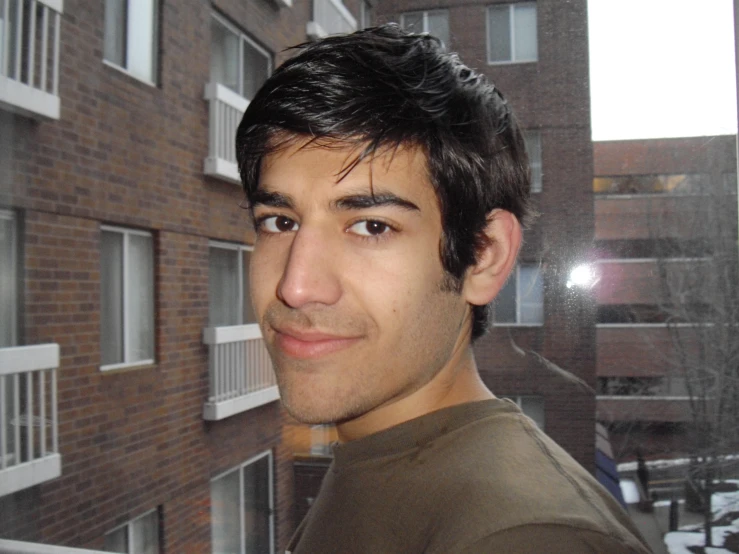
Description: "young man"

(236, 25), (651, 554)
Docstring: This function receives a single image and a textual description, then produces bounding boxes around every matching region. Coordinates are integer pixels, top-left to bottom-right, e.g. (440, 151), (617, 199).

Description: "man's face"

(249, 140), (472, 425)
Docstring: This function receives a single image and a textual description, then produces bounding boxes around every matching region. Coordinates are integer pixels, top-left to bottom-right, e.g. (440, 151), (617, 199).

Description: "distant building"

(593, 135), (738, 462)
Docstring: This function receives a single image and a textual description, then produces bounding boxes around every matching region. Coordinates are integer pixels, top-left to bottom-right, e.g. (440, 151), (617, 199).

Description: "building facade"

(0, 0), (368, 551)
(0, 0), (601, 551)
(370, 0), (597, 470)
(593, 136), (738, 464)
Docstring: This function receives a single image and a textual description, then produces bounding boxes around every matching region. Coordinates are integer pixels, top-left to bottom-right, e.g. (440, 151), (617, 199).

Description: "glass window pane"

(101, 231), (124, 365)
(0, 213), (15, 348)
(487, 6), (511, 62)
(104, 527), (128, 553)
(212, 470), (241, 554)
(495, 271), (517, 323)
(513, 3), (537, 61)
(211, 18), (240, 92)
(243, 40), (270, 102)
(519, 265), (543, 324)
(127, 0), (157, 81)
(520, 396), (545, 429)
(427, 12), (449, 47)
(104, 0), (126, 67)
(524, 132), (542, 193)
(209, 247), (241, 326)
(401, 12), (423, 33)
(132, 511), (160, 554)
(243, 457), (271, 554)
(360, 1), (372, 29)
(127, 234), (155, 362)
(243, 250), (257, 324)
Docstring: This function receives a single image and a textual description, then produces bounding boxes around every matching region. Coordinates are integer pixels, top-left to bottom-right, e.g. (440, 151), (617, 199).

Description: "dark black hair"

(236, 24), (533, 340)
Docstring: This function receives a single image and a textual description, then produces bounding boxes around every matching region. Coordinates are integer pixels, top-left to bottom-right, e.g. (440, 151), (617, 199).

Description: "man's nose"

(277, 227), (341, 309)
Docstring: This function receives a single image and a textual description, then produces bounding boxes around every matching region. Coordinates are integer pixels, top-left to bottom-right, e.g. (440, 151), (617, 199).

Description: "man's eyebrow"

(331, 193), (420, 212)
(249, 189), (295, 210)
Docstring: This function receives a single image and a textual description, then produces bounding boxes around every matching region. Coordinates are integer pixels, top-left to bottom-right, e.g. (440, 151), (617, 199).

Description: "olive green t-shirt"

(286, 399), (652, 554)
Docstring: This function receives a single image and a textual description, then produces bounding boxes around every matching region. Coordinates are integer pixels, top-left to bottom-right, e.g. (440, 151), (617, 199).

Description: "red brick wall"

(0, 0), (376, 549)
(377, 0), (598, 473)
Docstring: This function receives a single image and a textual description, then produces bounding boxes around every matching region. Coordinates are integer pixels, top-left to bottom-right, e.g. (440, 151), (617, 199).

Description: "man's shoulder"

(419, 408), (649, 553)
(453, 523), (653, 554)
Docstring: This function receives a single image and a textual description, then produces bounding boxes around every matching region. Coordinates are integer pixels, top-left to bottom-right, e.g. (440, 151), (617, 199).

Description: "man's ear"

(462, 209), (522, 306)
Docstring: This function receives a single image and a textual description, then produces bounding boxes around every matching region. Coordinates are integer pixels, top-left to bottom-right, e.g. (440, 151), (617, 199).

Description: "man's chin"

(280, 392), (364, 426)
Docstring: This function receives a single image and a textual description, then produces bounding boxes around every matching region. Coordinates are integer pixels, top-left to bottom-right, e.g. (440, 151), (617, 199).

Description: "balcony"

(306, 0), (357, 39)
(203, 82), (248, 184)
(597, 396), (692, 423)
(202, 324), (279, 420)
(0, 539), (109, 553)
(0, 0), (63, 120)
(597, 325), (701, 378)
(0, 343), (61, 498)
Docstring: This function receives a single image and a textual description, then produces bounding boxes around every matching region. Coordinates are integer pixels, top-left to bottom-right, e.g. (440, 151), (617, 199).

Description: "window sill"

(100, 359), (156, 373)
(493, 323), (544, 327)
(103, 60), (157, 88)
(487, 59), (537, 66)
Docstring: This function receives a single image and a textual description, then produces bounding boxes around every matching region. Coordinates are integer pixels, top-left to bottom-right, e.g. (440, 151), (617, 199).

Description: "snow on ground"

(618, 455), (739, 473)
(664, 481), (739, 554)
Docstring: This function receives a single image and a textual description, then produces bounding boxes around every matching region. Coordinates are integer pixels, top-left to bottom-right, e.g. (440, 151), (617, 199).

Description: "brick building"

(0, 0), (368, 552)
(369, 0), (597, 470)
(0, 0), (600, 552)
(592, 136), (738, 461)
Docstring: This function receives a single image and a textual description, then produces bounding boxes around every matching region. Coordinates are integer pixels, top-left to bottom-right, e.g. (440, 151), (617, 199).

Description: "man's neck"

(336, 349), (494, 443)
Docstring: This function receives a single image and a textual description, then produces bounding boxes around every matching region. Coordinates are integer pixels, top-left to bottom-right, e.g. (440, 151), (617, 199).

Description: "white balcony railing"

(203, 82), (248, 185)
(202, 324), (279, 421)
(306, 0), (357, 39)
(0, 0), (63, 119)
(0, 343), (62, 498)
(0, 539), (110, 554)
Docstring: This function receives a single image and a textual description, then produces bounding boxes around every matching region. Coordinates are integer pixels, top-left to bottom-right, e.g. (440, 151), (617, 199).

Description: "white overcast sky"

(588, 0), (738, 141)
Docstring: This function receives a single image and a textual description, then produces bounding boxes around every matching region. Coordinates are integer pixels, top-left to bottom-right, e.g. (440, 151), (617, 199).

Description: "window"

(360, 1), (373, 29)
(524, 131), (542, 193)
(505, 396), (545, 429)
(104, 0), (159, 83)
(0, 209), (17, 348)
(495, 264), (543, 325)
(211, 15), (272, 102)
(211, 451), (274, 554)
(100, 227), (155, 369)
(209, 242), (257, 327)
(487, 2), (537, 64)
(400, 10), (449, 47)
(104, 509), (160, 554)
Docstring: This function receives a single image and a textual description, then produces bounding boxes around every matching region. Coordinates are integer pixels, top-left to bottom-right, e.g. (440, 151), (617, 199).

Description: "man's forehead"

(255, 139), (436, 211)
(260, 134), (429, 181)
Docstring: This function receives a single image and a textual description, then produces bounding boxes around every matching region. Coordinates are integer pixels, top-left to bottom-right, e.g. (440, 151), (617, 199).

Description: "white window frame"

(524, 131), (542, 193)
(495, 263), (544, 327)
(360, 0), (373, 28)
(211, 450), (275, 554)
(100, 225), (155, 371)
(506, 395), (545, 429)
(0, 209), (17, 347)
(211, 13), (272, 102)
(208, 240), (258, 329)
(486, 2), (538, 65)
(103, 0), (160, 86)
(104, 508), (160, 554)
(400, 10), (449, 43)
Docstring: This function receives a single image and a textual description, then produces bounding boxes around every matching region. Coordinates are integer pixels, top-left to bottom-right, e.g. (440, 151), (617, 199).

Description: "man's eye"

(348, 220), (391, 237)
(260, 215), (298, 233)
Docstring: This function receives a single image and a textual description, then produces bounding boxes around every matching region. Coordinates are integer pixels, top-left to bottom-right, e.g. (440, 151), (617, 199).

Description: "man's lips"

(272, 327), (362, 359)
